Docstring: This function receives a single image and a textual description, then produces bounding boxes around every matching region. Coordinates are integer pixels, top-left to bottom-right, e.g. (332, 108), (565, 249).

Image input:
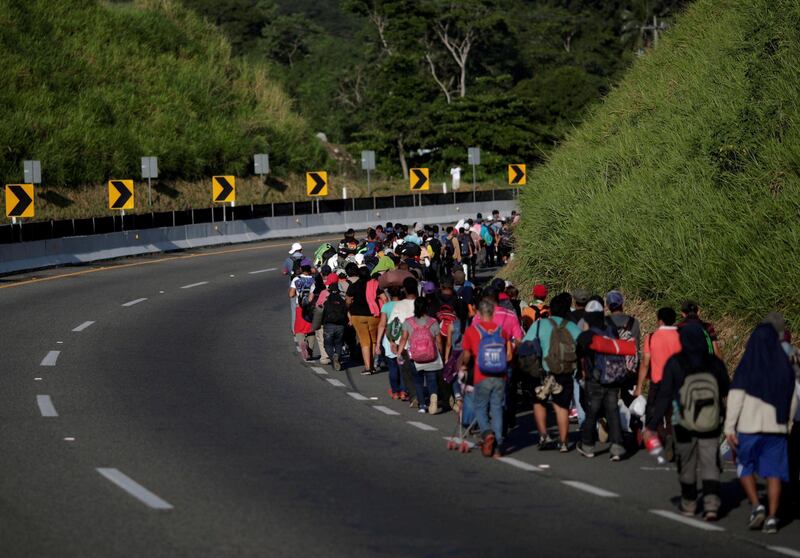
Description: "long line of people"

(283, 213), (800, 535)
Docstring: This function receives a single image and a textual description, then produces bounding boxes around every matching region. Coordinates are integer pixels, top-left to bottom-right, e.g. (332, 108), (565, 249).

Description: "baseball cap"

(324, 273), (339, 286)
(289, 242), (302, 254)
(572, 288), (591, 305)
(586, 300), (604, 313)
(606, 290), (624, 310)
(532, 284), (548, 300)
(300, 258), (313, 268)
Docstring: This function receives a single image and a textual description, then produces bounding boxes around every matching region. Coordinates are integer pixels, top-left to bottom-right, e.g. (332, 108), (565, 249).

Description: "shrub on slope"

(514, 0), (800, 326)
(0, 0), (323, 185)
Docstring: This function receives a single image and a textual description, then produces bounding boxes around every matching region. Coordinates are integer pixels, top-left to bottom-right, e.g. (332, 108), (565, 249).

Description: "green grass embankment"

(512, 0), (800, 330)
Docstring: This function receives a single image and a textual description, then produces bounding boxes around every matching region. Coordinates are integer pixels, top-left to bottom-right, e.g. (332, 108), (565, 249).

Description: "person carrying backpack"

(522, 293), (581, 452)
(576, 300), (628, 461)
(320, 280), (349, 371)
(375, 286), (409, 400)
(397, 297), (444, 414)
(288, 259), (317, 361)
(284, 243), (305, 334)
(458, 297), (513, 457)
(645, 322), (729, 521)
(723, 315), (796, 533)
(521, 284), (550, 332)
(605, 290), (641, 434)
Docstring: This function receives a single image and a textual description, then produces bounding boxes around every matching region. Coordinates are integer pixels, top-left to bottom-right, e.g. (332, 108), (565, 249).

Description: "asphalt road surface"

(1, 238), (798, 558)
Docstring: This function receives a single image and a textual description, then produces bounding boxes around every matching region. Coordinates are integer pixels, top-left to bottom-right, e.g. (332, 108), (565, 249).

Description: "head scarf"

(371, 255), (396, 275)
(678, 322), (713, 372)
(732, 322), (795, 424)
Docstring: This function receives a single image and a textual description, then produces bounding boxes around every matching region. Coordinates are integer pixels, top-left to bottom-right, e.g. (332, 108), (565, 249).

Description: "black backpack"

(323, 290), (348, 325)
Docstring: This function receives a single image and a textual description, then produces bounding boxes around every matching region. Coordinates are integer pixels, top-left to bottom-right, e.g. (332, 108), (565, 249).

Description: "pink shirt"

(493, 305), (523, 342)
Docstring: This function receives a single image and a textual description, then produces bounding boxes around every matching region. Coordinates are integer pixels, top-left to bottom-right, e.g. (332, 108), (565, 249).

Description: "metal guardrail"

(0, 189), (517, 244)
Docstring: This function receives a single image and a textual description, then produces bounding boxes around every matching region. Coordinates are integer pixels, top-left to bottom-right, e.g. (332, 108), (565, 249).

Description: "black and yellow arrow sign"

(212, 176), (236, 203)
(5, 184), (34, 218)
(306, 172), (328, 196)
(508, 164), (526, 185)
(410, 168), (429, 191)
(108, 180), (134, 210)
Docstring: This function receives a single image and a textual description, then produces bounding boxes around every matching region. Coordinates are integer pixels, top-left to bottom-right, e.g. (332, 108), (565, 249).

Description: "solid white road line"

(407, 421), (437, 431)
(122, 298), (147, 307)
(72, 321), (95, 332)
(311, 366), (329, 375)
(180, 281), (209, 289)
(326, 378), (346, 387)
(249, 268), (277, 275)
(37, 395), (58, 417)
(40, 351), (60, 366)
(496, 457), (542, 472)
(347, 392), (369, 401)
(562, 481), (619, 498)
(96, 468), (173, 510)
(768, 546), (800, 558)
(373, 405), (400, 416)
(648, 510), (725, 532)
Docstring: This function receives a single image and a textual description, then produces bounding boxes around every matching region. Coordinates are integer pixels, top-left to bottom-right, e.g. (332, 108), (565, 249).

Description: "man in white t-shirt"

(450, 167), (461, 190)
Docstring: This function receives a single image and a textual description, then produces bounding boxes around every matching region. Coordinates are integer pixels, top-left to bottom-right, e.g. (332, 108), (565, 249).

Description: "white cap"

(289, 242), (302, 254)
(586, 300), (604, 313)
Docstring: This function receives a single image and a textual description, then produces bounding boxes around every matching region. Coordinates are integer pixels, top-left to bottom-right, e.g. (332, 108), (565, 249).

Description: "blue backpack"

(476, 324), (507, 375)
(590, 325), (628, 385)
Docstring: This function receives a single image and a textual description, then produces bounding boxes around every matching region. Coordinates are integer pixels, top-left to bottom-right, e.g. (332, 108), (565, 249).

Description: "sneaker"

(597, 419), (609, 443)
(678, 501), (697, 517)
(558, 442), (570, 453)
(332, 356), (342, 371)
(429, 394), (439, 415)
(482, 432), (496, 457)
(568, 408), (579, 423)
(360, 368), (374, 376)
(748, 505), (766, 530)
(418, 407), (427, 414)
(537, 435), (553, 451)
(703, 510), (718, 522)
(763, 517), (778, 534)
(399, 391), (410, 401)
(388, 389), (399, 400)
(576, 443), (595, 458)
(319, 358), (332, 365)
(609, 454), (622, 462)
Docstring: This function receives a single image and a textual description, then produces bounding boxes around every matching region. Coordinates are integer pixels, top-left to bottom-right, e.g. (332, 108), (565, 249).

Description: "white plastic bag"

(630, 395), (647, 417)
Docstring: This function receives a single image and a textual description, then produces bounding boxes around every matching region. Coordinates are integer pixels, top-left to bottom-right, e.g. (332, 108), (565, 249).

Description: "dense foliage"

(512, 0), (800, 325)
(0, 0), (323, 186)
(181, 0), (687, 179)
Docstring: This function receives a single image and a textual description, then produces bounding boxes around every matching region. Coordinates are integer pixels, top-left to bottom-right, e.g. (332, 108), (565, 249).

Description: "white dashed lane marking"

(72, 321), (95, 332)
(311, 366), (329, 375)
(648, 510), (725, 532)
(96, 468), (173, 510)
(180, 281), (209, 290)
(249, 268), (277, 275)
(407, 421), (437, 431)
(122, 298), (147, 307)
(373, 406), (400, 416)
(496, 457), (542, 472)
(562, 481), (619, 498)
(768, 546), (800, 558)
(37, 395), (58, 417)
(326, 378), (346, 387)
(40, 351), (60, 366)
(347, 392), (369, 401)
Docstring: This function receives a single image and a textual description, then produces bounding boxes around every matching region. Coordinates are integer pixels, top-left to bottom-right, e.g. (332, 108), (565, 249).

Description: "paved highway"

(0, 239), (798, 557)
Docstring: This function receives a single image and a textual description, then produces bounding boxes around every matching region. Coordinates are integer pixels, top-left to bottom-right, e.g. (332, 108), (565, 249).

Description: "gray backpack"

(677, 371), (720, 433)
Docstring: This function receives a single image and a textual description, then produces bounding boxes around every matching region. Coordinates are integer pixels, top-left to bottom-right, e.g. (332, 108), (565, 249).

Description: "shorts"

(532, 373), (574, 410)
(736, 433), (789, 481)
(351, 315), (379, 348)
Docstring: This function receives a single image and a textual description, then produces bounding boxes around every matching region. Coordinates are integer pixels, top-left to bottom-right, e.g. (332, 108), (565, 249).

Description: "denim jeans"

(474, 377), (506, 446)
(323, 324), (345, 360)
(411, 362), (440, 409)
(581, 380), (625, 456)
(290, 298), (297, 333)
(573, 376), (586, 426)
(386, 356), (406, 394)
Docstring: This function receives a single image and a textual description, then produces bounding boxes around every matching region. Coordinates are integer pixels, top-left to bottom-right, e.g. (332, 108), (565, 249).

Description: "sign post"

(306, 172), (328, 214)
(254, 153), (270, 181)
(212, 176), (236, 222)
(140, 156), (158, 208)
(410, 168), (429, 207)
(468, 147), (480, 203)
(361, 150), (376, 197)
(108, 180), (134, 231)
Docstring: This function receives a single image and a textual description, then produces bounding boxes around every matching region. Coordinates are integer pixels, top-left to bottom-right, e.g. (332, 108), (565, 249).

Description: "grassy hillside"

(513, 0), (800, 327)
(0, 0), (323, 186)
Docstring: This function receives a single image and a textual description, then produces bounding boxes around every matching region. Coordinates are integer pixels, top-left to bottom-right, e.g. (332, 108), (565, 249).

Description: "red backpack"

(436, 303), (457, 338)
(408, 317), (438, 363)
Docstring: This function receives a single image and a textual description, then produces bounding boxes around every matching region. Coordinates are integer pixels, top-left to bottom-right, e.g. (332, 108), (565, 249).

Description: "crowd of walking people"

(283, 209), (800, 534)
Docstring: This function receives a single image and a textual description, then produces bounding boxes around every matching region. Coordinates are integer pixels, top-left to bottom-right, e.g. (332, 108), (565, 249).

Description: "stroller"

(442, 350), (480, 453)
